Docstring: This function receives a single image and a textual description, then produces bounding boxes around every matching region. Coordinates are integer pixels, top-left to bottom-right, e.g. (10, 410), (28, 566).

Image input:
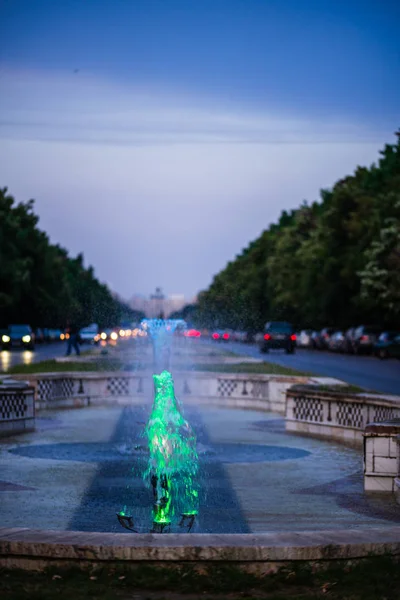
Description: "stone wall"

(1, 526), (400, 570)
(364, 420), (400, 493)
(0, 381), (35, 437)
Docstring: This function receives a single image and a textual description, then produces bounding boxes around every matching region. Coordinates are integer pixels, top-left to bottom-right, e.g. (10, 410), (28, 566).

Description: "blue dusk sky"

(0, 0), (399, 299)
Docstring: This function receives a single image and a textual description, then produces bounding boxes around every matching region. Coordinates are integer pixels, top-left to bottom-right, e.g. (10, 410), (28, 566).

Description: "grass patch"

(191, 362), (309, 377)
(6, 359), (124, 374)
(4, 359), (308, 377)
(292, 383), (373, 395)
(1, 555), (399, 599)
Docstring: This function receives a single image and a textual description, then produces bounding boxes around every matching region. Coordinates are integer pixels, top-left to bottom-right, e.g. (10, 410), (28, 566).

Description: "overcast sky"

(0, 0), (399, 299)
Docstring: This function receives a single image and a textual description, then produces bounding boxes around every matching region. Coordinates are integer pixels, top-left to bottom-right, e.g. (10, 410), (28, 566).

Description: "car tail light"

(185, 329), (201, 337)
(290, 334), (297, 341)
(222, 333), (230, 340)
(264, 333), (271, 340)
(212, 333), (220, 340)
(361, 335), (368, 342)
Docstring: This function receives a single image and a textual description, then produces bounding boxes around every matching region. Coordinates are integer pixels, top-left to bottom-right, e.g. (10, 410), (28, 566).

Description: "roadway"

(0, 342), (69, 373)
(209, 340), (400, 396)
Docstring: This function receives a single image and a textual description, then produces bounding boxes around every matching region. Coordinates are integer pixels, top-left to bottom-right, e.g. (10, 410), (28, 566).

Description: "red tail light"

(360, 335), (368, 342)
(212, 333), (220, 340)
(222, 333), (230, 340)
(264, 333), (271, 340)
(186, 329), (201, 337)
(290, 334), (297, 341)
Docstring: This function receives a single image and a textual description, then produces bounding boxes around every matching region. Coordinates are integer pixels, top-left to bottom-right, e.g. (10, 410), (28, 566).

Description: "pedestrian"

(66, 323), (81, 356)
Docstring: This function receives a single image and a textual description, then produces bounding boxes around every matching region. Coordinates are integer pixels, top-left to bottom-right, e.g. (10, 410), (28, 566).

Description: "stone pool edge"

(1, 526), (400, 570)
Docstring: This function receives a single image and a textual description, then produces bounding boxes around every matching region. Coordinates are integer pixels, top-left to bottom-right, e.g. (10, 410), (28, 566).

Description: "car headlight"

(110, 332), (118, 340)
(2, 335), (10, 343)
(100, 332), (107, 340)
(22, 335), (31, 343)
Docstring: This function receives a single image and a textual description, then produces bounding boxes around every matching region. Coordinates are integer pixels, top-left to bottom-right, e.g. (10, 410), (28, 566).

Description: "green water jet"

(145, 370), (199, 529)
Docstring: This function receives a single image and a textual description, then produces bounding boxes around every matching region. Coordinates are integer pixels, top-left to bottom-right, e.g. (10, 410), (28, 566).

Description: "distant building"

(129, 289), (194, 318)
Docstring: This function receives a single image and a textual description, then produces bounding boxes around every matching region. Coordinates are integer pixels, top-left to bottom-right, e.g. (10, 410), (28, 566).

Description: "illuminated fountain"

(141, 318), (186, 372)
(117, 370), (199, 533)
(145, 370), (198, 532)
(117, 320), (198, 533)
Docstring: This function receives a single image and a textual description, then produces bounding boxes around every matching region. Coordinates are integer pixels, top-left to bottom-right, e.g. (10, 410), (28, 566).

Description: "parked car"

(352, 325), (382, 355)
(232, 331), (247, 342)
(243, 331), (255, 344)
(80, 324), (99, 344)
(328, 331), (346, 352)
(2, 324), (35, 350)
(260, 321), (296, 354)
(343, 327), (356, 353)
(297, 329), (313, 348)
(315, 327), (335, 350)
(211, 330), (231, 341)
(309, 331), (320, 349)
(35, 328), (46, 344)
(48, 328), (62, 342)
(373, 331), (400, 359)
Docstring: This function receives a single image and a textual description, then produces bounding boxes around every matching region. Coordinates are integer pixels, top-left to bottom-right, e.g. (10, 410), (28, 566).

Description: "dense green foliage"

(0, 188), (143, 329)
(197, 133), (400, 331)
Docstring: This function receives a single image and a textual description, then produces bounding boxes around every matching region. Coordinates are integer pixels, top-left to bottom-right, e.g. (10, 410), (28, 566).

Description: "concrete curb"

(1, 527), (400, 569)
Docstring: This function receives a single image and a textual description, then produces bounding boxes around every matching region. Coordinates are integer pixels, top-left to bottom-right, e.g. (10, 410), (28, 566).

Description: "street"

(206, 340), (400, 396)
(0, 342), (70, 372)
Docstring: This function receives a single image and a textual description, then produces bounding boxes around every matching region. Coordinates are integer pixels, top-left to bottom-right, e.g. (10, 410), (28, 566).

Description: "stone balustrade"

(286, 385), (400, 445)
(10, 371), (309, 415)
(0, 380), (35, 437)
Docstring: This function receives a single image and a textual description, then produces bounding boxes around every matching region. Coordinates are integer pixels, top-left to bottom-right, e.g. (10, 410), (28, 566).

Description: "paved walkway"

(1, 403), (399, 534)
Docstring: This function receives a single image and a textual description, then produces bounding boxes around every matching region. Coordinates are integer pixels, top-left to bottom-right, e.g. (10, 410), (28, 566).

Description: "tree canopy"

(0, 188), (143, 329)
(197, 132), (400, 331)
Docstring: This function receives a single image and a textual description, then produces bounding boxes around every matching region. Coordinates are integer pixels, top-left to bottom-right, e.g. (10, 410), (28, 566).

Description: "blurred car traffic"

(211, 330), (232, 341)
(184, 329), (201, 338)
(314, 327), (335, 350)
(79, 324), (100, 344)
(297, 329), (314, 348)
(373, 331), (400, 359)
(351, 325), (382, 355)
(48, 328), (63, 342)
(260, 322), (296, 354)
(1, 324), (35, 350)
(328, 331), (346, 352)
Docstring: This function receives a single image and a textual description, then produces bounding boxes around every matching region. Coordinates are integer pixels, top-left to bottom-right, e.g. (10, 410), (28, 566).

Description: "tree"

(197, 132), (400, 331)
(0, 187), (129, 329)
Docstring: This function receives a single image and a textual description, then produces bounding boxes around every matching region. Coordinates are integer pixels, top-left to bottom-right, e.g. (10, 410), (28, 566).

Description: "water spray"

(117, 320), (199, 533)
